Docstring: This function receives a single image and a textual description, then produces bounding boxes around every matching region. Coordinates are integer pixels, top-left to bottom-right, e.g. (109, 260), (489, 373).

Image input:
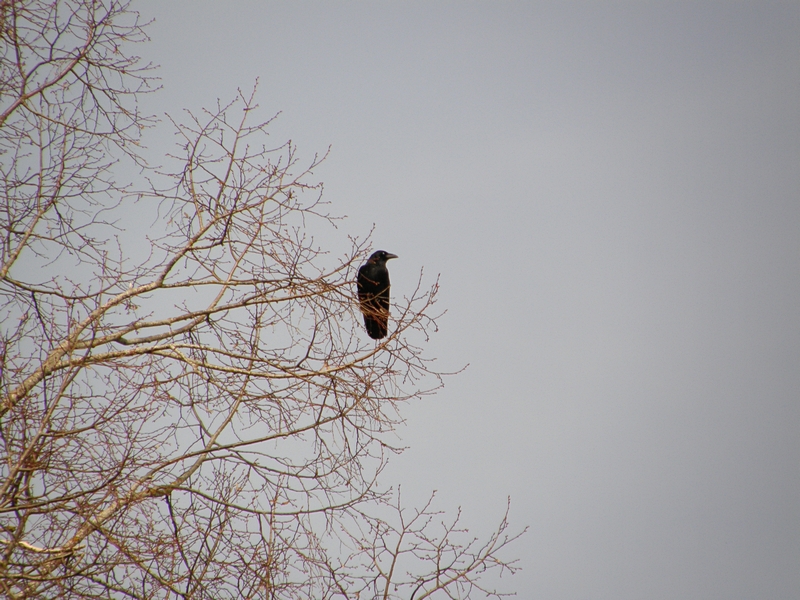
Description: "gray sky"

(136, 2), (800, 598)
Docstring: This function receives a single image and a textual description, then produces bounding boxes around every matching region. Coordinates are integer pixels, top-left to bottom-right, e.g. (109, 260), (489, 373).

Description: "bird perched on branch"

(357, 250), (398, 339)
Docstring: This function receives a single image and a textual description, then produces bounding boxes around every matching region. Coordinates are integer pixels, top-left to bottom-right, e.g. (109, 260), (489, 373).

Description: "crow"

(357, 250), (398, 339)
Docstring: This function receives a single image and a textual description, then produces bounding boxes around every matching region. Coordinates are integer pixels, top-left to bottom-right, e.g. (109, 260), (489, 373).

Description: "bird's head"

(368, 250), (398, 264)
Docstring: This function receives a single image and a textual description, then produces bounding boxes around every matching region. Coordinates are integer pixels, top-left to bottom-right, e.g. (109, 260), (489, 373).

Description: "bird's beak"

(386, 253), (398, 260)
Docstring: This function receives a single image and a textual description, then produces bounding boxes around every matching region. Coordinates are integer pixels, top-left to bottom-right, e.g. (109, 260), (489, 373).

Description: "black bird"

(357, 250), (398, 339)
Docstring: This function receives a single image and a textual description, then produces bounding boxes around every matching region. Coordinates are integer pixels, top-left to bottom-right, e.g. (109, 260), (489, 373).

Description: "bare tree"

(0, 1), (525, 598)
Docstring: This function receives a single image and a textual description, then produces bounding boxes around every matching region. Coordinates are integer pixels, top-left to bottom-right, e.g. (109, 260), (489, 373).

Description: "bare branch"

(0, 2), (524, 598)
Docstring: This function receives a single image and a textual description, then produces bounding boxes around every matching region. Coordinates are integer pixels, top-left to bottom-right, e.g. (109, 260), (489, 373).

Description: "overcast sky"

(135, 2), (800, 598)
